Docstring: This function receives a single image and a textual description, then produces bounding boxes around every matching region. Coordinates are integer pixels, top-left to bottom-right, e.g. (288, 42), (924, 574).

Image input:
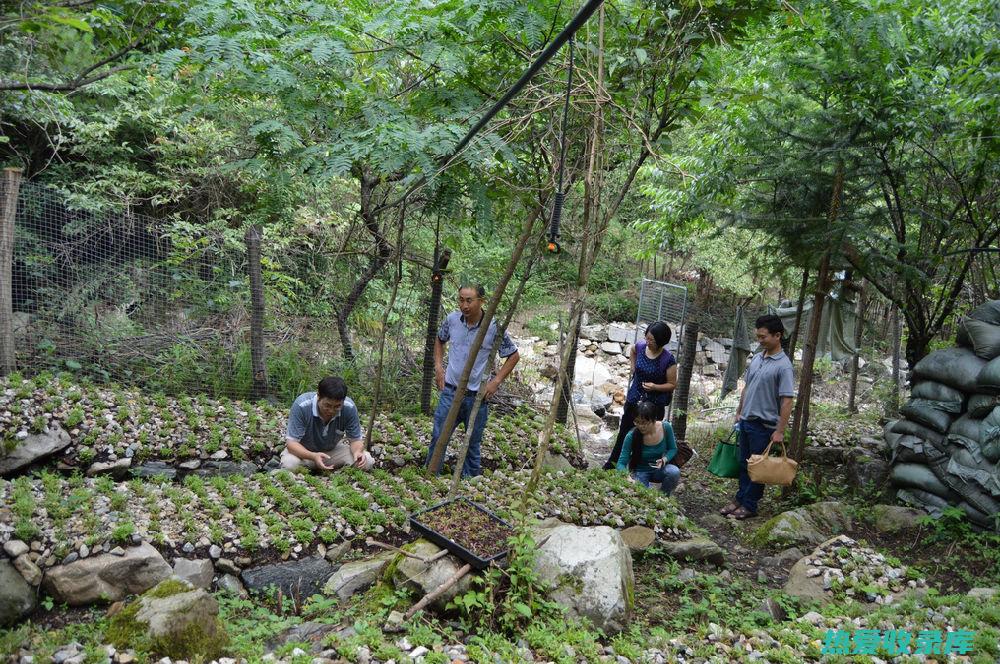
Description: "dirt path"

(578, 419), (793, 587)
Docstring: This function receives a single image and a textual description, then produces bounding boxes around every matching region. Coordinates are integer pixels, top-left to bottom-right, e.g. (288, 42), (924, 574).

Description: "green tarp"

(773, 295), (858, 362)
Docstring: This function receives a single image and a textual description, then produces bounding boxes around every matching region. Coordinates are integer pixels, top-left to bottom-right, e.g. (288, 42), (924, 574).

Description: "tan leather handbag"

(747, 440), (799, 486)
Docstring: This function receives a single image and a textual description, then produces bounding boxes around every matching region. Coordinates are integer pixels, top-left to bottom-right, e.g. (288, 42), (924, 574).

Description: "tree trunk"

(556, 15), (605, 425)
(525, 6), (607, 504)
(366, 210), (406, 448)
(421, 246), (451, 415)
(886, 302), (902, 418)
(245, 225), (268, 399)
(555, 317), (581, 424)
(847, 280), (866, 414)
(671, 268), (710, 442)
(788, 253), (832, 462)
(903, 329), (932, 374)
(0, 168), (23, 377)
(788, 162), (844, 463)
(336, 171), (393, 361)
(524, 295), (588, 506)
(787, 267), (810, 360)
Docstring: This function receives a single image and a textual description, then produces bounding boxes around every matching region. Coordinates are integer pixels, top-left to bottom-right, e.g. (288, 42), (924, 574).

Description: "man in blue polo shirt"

(425, 284), (519, 478)
(281, 376), (374, 472)
(721, 314), (795, 519)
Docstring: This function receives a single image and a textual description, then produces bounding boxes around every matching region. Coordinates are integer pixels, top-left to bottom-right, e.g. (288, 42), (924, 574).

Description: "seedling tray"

(409, 497), (514, 570)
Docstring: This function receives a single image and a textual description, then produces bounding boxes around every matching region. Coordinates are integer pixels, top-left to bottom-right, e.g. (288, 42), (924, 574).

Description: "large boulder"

(323, 552), (394, 601)
(752, 501), (852, 548)
(870, 505), (926, 534)
(390, 540), (472, 610)
(784, 535), (928, 605)
(106, 579), (226, 661)
(620, 526), (656, 552)
(43, 543), (171, 605)
(606, 324), (634, 344)
(0, 560), (37, 626)
(241, 556), (336, 599)
(0, 424), (71, 475)
(600, 341), (623, 355)
(532, 524), (633, 633)
(848, 456), (894, 500)
(659, 537), (725, 566)
(573, 353), (613, 387)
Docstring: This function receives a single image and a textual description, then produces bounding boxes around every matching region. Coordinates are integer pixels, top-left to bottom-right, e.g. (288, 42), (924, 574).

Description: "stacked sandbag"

(886, 300), (1000, 531)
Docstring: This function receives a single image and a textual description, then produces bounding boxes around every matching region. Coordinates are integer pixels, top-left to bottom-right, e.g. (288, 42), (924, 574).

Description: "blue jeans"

(425, 385), (489, 478)
(633, 465), (681, 496)
(734, 418), (775, 514)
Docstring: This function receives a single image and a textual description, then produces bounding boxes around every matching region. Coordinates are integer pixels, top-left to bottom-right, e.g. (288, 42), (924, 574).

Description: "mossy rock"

(751, 501), (852, 549)
(106, 579), (228, 661)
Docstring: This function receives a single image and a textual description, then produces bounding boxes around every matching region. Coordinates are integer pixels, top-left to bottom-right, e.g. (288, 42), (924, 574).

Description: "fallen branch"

(404, 562), (473, 620)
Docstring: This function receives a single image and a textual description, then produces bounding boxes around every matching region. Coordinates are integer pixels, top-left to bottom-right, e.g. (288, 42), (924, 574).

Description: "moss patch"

(105, 580), (229, 662)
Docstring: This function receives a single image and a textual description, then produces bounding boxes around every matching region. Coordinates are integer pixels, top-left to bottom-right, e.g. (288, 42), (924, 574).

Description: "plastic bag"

(946, 450), (1000, 497)
(890, 462), (957, 500)
(896, 488), (949, 517)
(968, 300), (1000, 326)
(983, 406), (1000, 463)
(911, 380), (966, 409)
(948, 414), (984, 452)
(978, 356), (1000, 395)
(891, 419), (945, 448)
(900, 399), (954, 434)
(968, 394), (1000, 419)
(913, 347), (986, 393)
(883, 420), (904, 452)
(957, 317), (1000, 360)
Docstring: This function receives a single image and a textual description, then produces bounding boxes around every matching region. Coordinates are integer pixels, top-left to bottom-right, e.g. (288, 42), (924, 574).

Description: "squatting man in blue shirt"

(425, 283), (520, 478)
(281, 376), (375, 472)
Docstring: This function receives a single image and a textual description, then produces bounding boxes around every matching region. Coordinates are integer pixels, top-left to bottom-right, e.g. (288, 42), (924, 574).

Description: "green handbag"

(707, 428), (741, 478)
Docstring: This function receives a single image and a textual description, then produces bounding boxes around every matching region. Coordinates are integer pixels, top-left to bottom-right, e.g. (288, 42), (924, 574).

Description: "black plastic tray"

(409, 497), (513, 570)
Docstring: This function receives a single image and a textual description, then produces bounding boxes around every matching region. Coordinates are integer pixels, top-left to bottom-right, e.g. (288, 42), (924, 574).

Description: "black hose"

(447, 0), (602, 166)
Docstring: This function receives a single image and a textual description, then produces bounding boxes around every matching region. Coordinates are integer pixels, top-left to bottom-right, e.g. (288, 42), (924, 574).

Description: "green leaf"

(42, 12), (92, 32)
(512, 602), (532, 618)
(635, 47), (648, 65)
(64, 359), (82, 370)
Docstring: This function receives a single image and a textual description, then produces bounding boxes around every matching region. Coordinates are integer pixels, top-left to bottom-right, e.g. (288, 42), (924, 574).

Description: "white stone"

(533, 524), (633, 633)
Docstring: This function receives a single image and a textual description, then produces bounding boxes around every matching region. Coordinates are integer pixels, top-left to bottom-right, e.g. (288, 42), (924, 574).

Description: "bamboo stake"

(426, 199), (546, 474)
(448, 228), (547, 495)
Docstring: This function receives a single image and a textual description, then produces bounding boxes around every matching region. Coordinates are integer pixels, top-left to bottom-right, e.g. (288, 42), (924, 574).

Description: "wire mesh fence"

(635, 277), (688, 354)
(0, 177), (400, 405)
(7, 179), (263, 393)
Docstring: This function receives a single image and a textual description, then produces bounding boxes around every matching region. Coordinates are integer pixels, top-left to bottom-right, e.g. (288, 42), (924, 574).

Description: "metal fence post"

(0, 167), (23, 376)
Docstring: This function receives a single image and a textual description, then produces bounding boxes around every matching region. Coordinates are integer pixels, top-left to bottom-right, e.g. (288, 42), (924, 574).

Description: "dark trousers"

(603, 401), (665, 470)
(734, 418), (775, 514)
(425, 385), (489, 478)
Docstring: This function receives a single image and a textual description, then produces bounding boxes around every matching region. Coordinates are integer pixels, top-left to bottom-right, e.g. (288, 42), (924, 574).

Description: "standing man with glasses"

(425, 283), (520, 478)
